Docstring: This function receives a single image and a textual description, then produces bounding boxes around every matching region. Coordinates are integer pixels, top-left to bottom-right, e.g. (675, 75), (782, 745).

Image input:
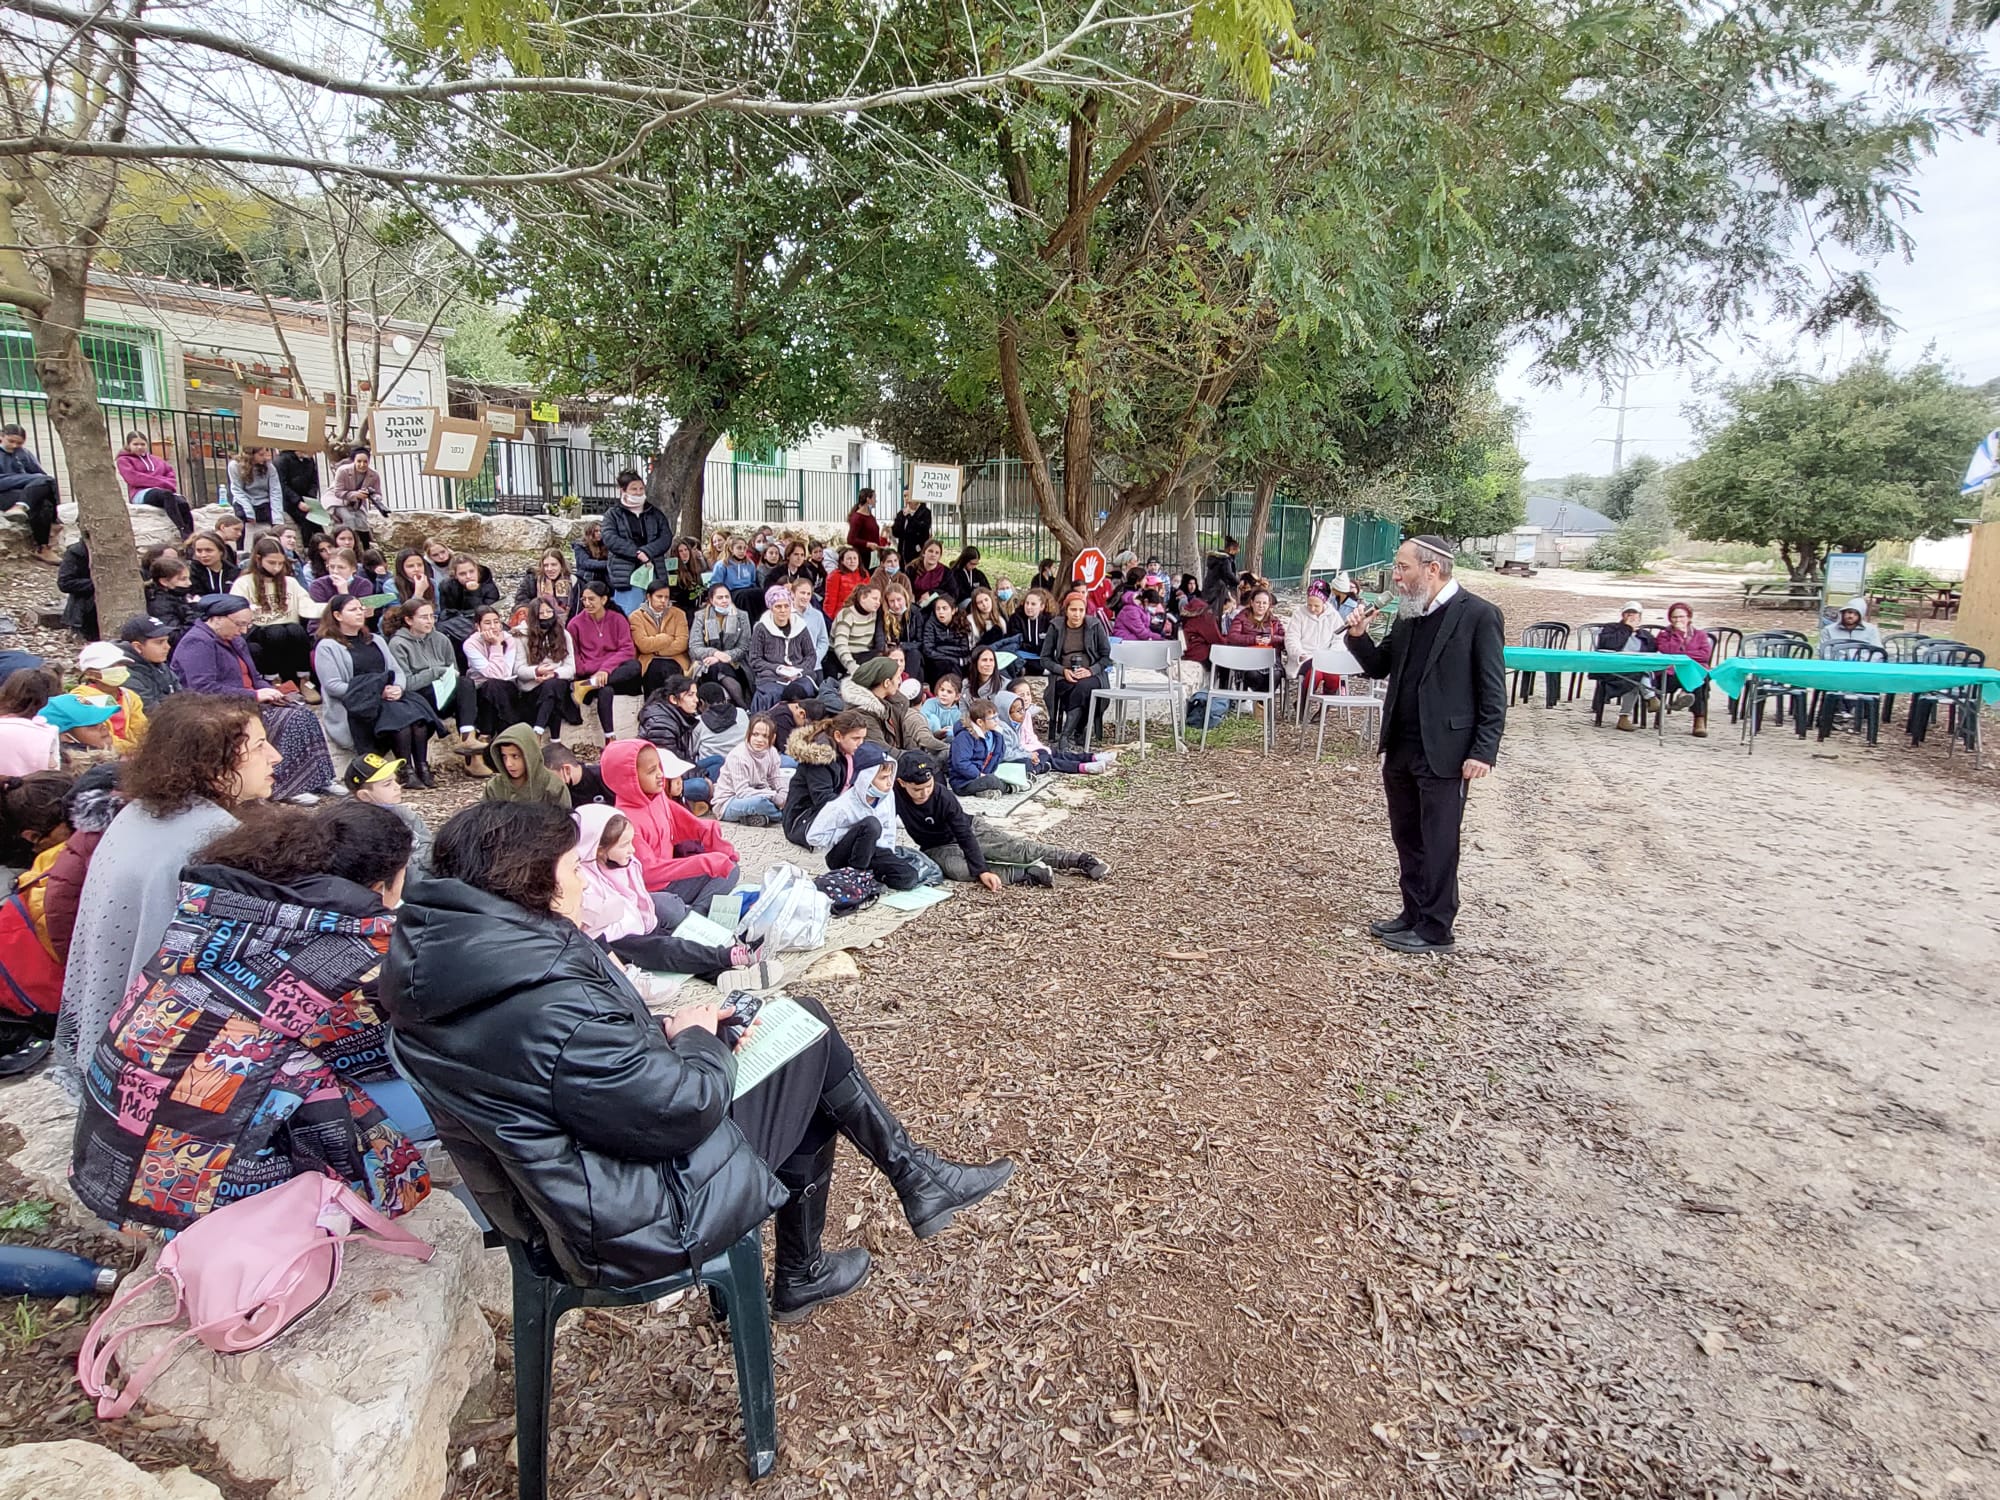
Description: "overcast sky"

(1499, 125), (2000, 480)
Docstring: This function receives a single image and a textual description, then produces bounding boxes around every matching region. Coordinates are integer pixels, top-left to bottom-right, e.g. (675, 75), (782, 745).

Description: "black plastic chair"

(1737, 634), (1811, 737)
(507, 1232), (778, 1496)
(1706, 626), (1744, 666)
(1813, 642), (1887, 745)
(1877, 632), (1931, 723)
(1908, 642), (1985, 761)
(1567, 623), (1613, 702)
(1513, 621), (1569, 706)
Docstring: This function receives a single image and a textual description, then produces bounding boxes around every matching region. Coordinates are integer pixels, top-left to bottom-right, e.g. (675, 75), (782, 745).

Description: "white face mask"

(620, 491), (646, 511)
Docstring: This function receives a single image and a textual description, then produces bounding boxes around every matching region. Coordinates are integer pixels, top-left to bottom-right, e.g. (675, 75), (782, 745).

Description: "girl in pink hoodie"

(572, 803), (778, 989)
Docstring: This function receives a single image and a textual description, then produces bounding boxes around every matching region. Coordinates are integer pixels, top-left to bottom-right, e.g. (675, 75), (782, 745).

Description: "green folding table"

(1707, 657), (1999, 763)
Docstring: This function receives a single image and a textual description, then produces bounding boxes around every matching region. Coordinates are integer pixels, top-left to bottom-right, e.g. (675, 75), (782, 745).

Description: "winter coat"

(947, 724), (1003, 789)
(567, 608), (636, 678)
(1284, 603), (1349, 678)
(638, 693), (701, 761)
(56, 541), (97, 639)
(893, 779), (987, 876)
(630, 603), (691, 676)
(781, 724), (850, 847)
(748, 615), (817, 692)
(915, 612), (976, 681)
(1178, 599), (1225, 664)
(69, 865), (429, 1233)
(146, 583), (202, 642)
(891, 503), (933, 563)
(515, 628), (574, 688)
(0, 444), (48, 492)
(1225, 610), (1286, 654)
(601, 500), (673, 590)
(314, 631), (408, 751)
(121, 650), (180, 711)
(438, 567), (500, 626)
(837, 675), (947, 755)
(1111, 598), (1172, 642)
(829, 604), (886, 676)
(381, 874), (785, 1288)
(330, 463), (388, 531)
(689, 604), (749, 669)
(170, 621), (268, 697)
(711, 557), (759, 592)
(570, 542), (613, 602)
(823, 568), (867, 621)
(44, 781), (121, 961)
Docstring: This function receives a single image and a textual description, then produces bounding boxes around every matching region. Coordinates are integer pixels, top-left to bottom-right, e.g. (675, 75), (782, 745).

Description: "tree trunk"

(1779, 541), (1823, 582)
(652, 415), (716, 538)
(1174, 483), (1201, 579)
(21, 265), (142, 623)
(1243, 471), (1280, 577)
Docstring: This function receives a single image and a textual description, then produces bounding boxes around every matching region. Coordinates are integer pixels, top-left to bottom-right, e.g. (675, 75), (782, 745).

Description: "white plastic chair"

(1200, 644), (1279, 754)
(1086, 638), (1186, 753)
(1309, 676), (1386, 759)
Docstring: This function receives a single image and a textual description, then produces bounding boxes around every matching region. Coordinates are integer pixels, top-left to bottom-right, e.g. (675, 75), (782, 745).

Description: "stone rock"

(127, 504), (183, 551)
(0, 1074), (503, 1500)
(803, 949), (862, 983)
(375, 510), (564, 556)
(0, 1440), (223, 1500)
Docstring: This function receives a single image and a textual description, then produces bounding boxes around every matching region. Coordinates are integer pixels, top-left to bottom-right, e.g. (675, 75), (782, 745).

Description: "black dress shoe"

(1378, 927), (1455, 954)
(1367, 915), (1414, 938)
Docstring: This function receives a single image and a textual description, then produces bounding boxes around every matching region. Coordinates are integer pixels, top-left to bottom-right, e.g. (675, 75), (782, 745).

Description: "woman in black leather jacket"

(381, 800), (1010, 1321)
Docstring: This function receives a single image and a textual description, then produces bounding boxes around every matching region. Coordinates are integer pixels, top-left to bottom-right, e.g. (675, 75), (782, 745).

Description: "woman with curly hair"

(53, 694), (282, 1093)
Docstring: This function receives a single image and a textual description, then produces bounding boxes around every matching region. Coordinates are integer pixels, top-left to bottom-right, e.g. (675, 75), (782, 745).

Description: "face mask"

(884, 562), (899, 575)
(621, 492), (645, 510)
(96, 665), (130, 687)
(998, 588), (1014, 601)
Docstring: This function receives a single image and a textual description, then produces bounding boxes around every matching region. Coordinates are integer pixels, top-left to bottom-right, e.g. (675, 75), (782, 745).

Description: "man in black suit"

(1344, 536), (1507, 953)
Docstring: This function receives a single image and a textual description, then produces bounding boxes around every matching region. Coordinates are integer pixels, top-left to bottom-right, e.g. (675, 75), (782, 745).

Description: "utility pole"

(1610, 373), (1630, 475)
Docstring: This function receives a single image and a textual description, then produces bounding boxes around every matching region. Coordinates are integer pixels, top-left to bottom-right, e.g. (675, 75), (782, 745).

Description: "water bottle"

(0, 1244), (118, 1296)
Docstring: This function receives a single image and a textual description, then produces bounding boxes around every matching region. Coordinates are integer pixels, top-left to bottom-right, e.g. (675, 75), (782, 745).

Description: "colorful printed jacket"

(69, 865), (430, 1234)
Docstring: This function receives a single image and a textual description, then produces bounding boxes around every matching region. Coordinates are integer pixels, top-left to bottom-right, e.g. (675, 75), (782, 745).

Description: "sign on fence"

(423, 417), (492, 480)
(242, 396), (326, 453)
(1308, 515), (1345, 572)
(910, 462), (963, 507)
(480, 405), (527, 438)
(529, 400), (560, 424)
(370, 405), (438, 456)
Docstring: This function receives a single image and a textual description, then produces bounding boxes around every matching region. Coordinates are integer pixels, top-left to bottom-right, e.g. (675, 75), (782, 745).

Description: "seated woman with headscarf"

(168, 594), (335, 799)
(1652, 601), (1715, 738)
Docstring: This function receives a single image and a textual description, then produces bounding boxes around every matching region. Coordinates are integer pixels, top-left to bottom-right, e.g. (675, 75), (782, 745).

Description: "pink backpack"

(77, 1170), (434, 1419)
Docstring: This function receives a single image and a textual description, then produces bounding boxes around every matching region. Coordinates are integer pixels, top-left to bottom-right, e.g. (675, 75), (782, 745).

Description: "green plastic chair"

(504, 1230), (779, 1497)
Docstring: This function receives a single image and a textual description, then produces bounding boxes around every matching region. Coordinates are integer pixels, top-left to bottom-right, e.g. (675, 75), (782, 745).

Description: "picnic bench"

(1741, 580), (1821, 610)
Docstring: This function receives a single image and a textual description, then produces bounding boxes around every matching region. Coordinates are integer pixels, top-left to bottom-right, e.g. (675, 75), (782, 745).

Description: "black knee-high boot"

(769, 1136), (870, 1324)
(410, 723), (437, 787)
(821, 1070), (1014, 1240)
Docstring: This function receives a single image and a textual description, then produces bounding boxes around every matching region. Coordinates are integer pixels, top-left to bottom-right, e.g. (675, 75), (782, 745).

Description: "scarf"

(483, 724), (571, 808)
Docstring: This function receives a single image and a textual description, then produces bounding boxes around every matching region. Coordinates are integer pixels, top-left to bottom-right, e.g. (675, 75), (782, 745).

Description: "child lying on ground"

(994, 688), (1115, 776)
(573, 805), (780, 996)
(710, 712), (790, 826)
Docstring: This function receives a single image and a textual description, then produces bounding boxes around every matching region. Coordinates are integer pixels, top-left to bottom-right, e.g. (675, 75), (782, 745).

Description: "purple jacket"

(1111, 598), (1171, 642)
(308, 573), (373, 606)
(170, 622), (268, 698)
(566, 608), (636, 676)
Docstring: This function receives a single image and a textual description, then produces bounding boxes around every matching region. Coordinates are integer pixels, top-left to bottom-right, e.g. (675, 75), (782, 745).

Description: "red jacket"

(1179, 600), (1226, 664)
(823, 567), (866, 620)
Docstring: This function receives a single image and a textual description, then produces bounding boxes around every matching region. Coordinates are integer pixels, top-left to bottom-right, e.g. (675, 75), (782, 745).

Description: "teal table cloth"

(1707, 657), (2000, 705)
(1502, 647), (1709, 690)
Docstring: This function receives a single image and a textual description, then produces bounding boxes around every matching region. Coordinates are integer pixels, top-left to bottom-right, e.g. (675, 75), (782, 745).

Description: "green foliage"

(1865, 559), (1943, 592)
(445, 302), (531, 385)
(1394, 396), (1528, 547)
(1669, 356), (1992, 580)
(1599, 456), (1663, 523)
(0, 1198), (54, 1232)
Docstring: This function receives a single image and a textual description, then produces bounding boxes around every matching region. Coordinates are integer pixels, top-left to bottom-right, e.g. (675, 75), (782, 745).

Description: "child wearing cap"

(116, 616), (180, 710)
(39, 693), (121, 771)
(72, 641), (149, 754)
(343, 753), (432, 875)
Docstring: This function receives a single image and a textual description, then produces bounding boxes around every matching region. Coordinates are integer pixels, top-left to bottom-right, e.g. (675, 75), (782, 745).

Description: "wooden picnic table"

(1740, 580), (1821, 610)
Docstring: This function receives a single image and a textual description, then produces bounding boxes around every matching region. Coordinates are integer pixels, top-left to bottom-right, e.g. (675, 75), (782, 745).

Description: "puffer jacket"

(637, 692), (700, 761)
(781, 724), (849, 847)
(381, 876), (786, 1288)
(915, 612), (976, 681)
(601, 501), (673, 590)
(837, 675), (946, 755)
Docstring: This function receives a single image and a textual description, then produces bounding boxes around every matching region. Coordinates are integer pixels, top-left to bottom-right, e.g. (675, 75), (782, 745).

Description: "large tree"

(889, 0), (1992, 570)
(1669, 357), (1992, 580)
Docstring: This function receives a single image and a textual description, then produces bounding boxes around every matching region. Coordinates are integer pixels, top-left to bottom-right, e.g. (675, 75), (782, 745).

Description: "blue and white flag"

(1962, 429), (2000, 495)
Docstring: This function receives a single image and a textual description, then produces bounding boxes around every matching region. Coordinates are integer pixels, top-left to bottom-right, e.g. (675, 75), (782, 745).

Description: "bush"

(1585, 530), (1658, 572)
(1865, 560), (1941, 592)
(1453, 550), (1489, 571)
